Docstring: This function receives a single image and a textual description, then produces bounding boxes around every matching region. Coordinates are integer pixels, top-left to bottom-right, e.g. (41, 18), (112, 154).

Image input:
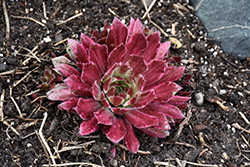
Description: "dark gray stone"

(191, 0), (250, 60)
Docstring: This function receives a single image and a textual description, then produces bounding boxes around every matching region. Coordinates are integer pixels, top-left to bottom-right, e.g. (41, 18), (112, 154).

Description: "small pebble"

(44, 36), (52, 43)
(0, 63), (8, 72)
(109, 159), (118, 167)
(222, 152), (229, 160)
(219, 89), (227, 95)
(194, 92), (204, 106)
(194, 41), (206, 52)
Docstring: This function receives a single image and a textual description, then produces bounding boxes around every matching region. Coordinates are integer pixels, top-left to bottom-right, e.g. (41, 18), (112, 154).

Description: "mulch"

(0, 0), (250, 166)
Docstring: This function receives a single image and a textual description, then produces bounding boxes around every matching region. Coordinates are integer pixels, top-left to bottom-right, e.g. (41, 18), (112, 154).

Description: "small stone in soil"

(194, 41), (206, 52)
(227, 92), (239, 105)
(194, 92), (204, 106)
(0, 63), (8, 72)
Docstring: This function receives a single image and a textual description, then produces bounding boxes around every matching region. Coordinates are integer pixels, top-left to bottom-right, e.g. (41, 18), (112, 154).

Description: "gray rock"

(194, 92), (204, 106)
(191, 0), (250, 60)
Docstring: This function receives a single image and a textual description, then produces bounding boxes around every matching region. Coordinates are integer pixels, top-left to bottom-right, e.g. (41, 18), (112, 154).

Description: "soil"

(1, 0), (250, 166)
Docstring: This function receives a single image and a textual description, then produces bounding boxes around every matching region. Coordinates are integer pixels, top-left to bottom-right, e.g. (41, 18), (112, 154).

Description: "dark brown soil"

(1, 0), (250, 166)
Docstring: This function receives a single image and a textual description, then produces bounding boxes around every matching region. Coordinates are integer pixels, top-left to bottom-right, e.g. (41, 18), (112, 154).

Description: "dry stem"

(56, 13), (83, 26)
(12, 15), (46, 27)
(3, 0), (10, 39)
(118, 144), (151, 155)
(13, 67), (38, 87)
(21, 47), (41, 63)
(0, 90), (5, 121)
(37, 112), (56, 165)
(42, 162), (102, 167)
(142, 0), (157, 19)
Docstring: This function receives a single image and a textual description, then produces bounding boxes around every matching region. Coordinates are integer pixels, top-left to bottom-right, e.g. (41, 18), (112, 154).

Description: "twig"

(0, 70), (25, 76)
(108, 8), (120, 18)
(150, 20), (170, 37)
(232, 122), (250, 134)
(12, 15), (46, 27)
(42, 162), (103, 167)
(3, 0), (10, 39)
(25, 89), (41, 97)
(36, 112), (56, 165)
(36, 130), (52, 165)
(186, 29), (196, 39)
(54, 37), (69, 46)
(163, 141), (196, 149)
(22, 45), (39, 65)
(239, 111), (250, 125)
(170, 105), (192, 141)
(157, 158), (219, 167)
(0, 90), (5, 121)
(31, 95), (47, 104)
(9, 86), (23, 118)
(195, 0), (205, 11)
(142, 0), (157, 19)
(199, 132), (212, 150)
(42, 0), (48, 20)
(56, 12), (83, 26)
(3, 120), (21, 137)
(241, 134), (250, 148)
(13, 67), (38, 87)
(21, 47), (41, 63)
(58, 141), (95, 153)
(154, 161), (174, 166)
(118, 144), (151, 155)
(134, 155), (140, 167)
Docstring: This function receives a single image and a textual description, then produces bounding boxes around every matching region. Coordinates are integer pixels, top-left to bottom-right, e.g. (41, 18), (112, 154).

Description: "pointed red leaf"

(89, 43), (108, 74)
(124, 120), (139, 153)
(135, 74), (145, 92)
(103, 117), (126, 144)
(124, 109), (158, 128)
(68, 39), (88, 63)
(142, 60), (165, 86)
(112, 108), (131, 115)
(101, 92), (111, 108)
(147, 102), (185, 119)
(92, 80), (102, 101)
(156, 41), (171, 59)
(142, 31), (161, 62)
(126, 18), (143, 43)
(140, 107), (171, 130)
(106, 17), (128, 51)
(128, 55), (147, 78)
(81, 33), (96, 50)
(151, 82), (182, 102)
(109, 96), (125, 106)
(94, 107), (114, 125)
(81, 62), (101, 86)
(64, 75), (91, 97)
(177, 103), (189, 110)
(55, 63), (81, 77)
(79, 116), (100, 135)
(139, 127), (170, 138)
(146, 66), (185, 89)
(167, 96), (191, 106)
(58, 98), (79, 111)
(47, 85), (77, 101)
(133, 89), (156, 108)
(108, 44), (127, 68)
(123, 33), (147, 63)
(74, 98), (101, 120)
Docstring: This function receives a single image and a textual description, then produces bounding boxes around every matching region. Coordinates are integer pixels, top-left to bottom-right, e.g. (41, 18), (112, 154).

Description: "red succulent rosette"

(47, 17), (190, 153)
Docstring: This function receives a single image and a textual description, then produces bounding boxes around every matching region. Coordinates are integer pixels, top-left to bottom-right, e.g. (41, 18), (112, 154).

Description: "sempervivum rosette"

(47, 17), (190, 153)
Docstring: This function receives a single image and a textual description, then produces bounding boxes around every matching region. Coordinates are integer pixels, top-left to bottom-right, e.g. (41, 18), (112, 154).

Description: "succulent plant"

(46, 17), (191, 153)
